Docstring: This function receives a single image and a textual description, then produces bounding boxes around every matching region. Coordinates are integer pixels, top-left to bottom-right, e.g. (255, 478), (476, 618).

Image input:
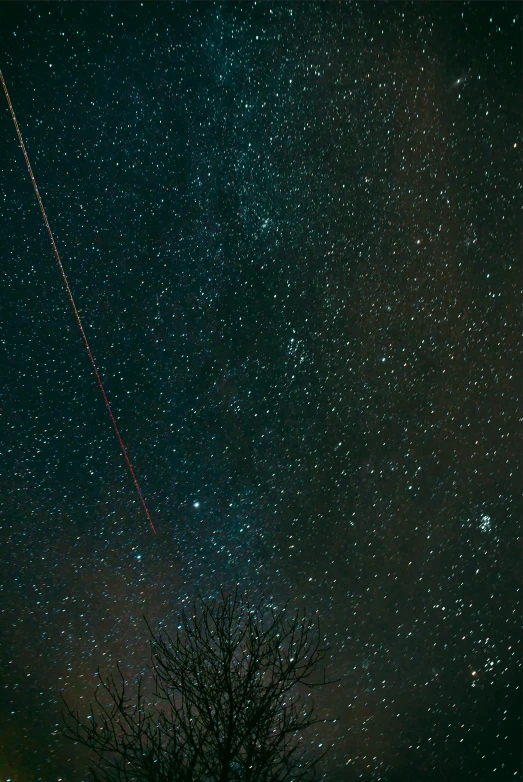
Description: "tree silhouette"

(61, 589), (336, 781)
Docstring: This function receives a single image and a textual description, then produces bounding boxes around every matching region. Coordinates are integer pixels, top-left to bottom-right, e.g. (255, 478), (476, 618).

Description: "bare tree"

(62, 589), (335, 782)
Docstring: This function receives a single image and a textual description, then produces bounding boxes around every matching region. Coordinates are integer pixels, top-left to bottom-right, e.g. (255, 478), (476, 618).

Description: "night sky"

(0, 3), (521, 780)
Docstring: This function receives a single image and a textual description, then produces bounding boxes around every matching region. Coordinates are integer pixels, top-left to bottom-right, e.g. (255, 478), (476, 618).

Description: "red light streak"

(1, 69), (156, 535)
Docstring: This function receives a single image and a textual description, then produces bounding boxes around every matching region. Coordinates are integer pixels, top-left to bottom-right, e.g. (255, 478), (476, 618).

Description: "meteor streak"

(1, 69), (157, 535)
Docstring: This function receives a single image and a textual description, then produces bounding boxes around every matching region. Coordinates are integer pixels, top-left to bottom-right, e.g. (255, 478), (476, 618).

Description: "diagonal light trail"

(1, 69), (157, 535)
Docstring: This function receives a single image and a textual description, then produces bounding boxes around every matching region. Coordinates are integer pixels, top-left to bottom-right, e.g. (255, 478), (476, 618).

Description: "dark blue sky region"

(0, 3), (520, 780)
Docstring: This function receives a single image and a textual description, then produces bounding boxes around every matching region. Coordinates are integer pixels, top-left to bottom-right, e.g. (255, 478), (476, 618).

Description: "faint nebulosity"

(0, 2), (520, 780)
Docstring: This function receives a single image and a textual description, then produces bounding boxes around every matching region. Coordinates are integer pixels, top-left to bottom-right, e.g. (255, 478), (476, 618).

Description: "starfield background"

(0, 2), (520, 780)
